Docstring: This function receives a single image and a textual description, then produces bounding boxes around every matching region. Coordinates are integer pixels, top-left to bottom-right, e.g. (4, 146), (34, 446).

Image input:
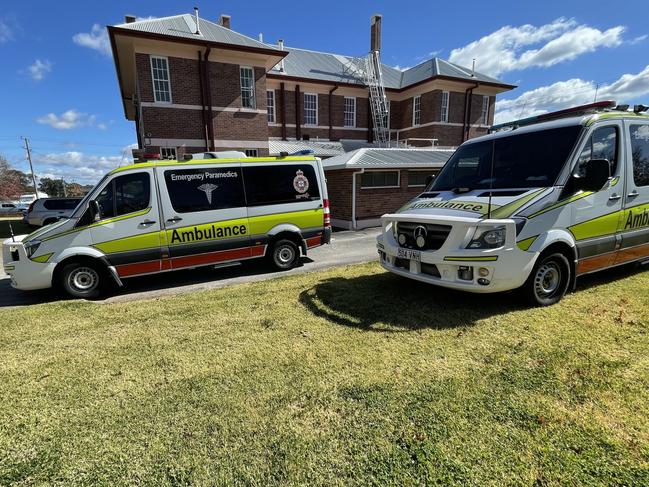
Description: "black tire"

(60, 261), (105, 299)
(522, 252), (571, 306)
(268, 239), (300, 271)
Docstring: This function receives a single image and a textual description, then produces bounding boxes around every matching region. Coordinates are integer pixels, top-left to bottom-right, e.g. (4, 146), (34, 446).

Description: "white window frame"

(441, 91), (449, 123)
(412, 95), (421, 127)
(150, 56), (172, 103)
(344, 96), (356, 128)
(304, 93), (318, 126)
(160, 147), (177, 160)
(360, 170), (401, 189)
(240, 66), (256, 109)
(407, 169), (435, 187)
(481, 95), (490, 125)
(244, 149), (259, 157)
(266, 90), (276, 123)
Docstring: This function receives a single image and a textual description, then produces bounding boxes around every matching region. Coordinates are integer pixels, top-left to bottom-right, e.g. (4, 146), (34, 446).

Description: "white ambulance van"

(377, 102), (649, 305)
(3, 155), (331, 298)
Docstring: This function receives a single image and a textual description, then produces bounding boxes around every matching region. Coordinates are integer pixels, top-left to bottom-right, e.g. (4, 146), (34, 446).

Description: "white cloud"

(449, 18), (625, 77)
(72, 24), (110, 56)
(494, 64), (649, 124)
(27, 59), (52, 81)
(0, 19), (14, 43)
(37, 109), (97, 130)
(630, 34), (648, 45)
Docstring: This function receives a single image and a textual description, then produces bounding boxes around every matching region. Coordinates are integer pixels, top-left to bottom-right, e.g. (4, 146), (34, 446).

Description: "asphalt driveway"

(0, 228), (381, 307)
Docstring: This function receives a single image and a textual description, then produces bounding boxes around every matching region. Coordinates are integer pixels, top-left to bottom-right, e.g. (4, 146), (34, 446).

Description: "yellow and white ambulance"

(3, 154), (331, 298)
(377, 102), (649, 305)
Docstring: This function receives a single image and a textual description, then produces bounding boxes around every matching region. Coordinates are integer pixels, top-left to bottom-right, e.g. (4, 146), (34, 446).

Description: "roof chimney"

(219, 14), (231, 29)
(258, 33), (263, 42)
(278, 39), (285, 72)
(194, 7), (201, 35)
(370, 14), (382, 52)
(124, 15), (137, 24)
(471, 59), (476, 77)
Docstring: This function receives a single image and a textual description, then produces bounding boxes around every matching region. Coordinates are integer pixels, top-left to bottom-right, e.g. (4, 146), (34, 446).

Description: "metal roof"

(269, 139), (347, 157)
(322, 148), (453, 170)
(114, 14), (282, 52)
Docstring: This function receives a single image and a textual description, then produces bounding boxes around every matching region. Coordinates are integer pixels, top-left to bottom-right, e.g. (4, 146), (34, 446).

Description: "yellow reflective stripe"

(249, 209), (323, 235)
(4, 265), (15, 271)
(517, 236), (538, 251)
(569, 210), (622, 240)
(489, 189), (546, 219)
(528, 191), (593, 219)
(30, 253), (54, 263)
(619, 202), (649, 232)
(586, 112), (649, 126)
(443, 256), (498, 262)
(610, 176), (620, 188)
(93, 232), (161, 254)
(109, 157), (315, 175)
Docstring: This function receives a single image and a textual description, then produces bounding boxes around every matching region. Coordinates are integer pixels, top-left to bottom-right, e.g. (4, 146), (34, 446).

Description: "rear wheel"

(60, 261), (105, 299)
(523, 252), (571, 306)
(268, 239), (299, 271)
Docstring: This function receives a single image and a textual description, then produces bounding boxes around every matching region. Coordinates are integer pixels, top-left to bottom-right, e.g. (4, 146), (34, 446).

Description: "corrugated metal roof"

(115, 14), (281, 52)
(322, 148), (453, 169)
(268, 139), (346, 157)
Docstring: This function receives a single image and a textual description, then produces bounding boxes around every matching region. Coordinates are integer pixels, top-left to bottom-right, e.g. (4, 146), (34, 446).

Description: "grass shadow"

(299, 272), (526, 332)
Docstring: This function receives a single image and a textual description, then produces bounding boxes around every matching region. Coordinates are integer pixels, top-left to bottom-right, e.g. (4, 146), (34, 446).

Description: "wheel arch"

(266, 225), (306, 256)
(528, 229), (578, 291)
(52, 248), (121, 288)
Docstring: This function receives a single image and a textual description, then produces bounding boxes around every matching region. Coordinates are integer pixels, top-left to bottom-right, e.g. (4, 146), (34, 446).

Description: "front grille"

(396, 222), (451, 251)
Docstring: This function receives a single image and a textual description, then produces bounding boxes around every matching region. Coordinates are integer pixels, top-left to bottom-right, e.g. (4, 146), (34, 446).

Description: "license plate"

(397, 248), (421, 261)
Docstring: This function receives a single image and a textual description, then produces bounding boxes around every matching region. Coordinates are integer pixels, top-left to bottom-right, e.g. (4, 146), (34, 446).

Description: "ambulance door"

(615, 121), (649, 265)
(155, 163), (251, 270)
(89, 168), (162, 278)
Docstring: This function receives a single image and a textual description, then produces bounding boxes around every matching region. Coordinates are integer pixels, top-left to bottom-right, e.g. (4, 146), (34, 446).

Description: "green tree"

(38, 178), (65, 197)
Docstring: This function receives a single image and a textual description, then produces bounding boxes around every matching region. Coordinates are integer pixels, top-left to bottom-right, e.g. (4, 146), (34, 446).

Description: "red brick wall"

(324, 169), (354, 221)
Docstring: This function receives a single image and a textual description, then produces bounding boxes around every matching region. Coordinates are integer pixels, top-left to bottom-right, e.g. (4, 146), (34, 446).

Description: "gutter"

(198, 50), (209, 150)
(328, 85), (338, 140)
(462, 82), (479, 142)
(203, 46), (215, 151)
(351, 168), (365, 230)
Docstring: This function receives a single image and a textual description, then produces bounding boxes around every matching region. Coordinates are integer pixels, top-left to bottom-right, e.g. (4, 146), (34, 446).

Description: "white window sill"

(361, 185), (401, 190)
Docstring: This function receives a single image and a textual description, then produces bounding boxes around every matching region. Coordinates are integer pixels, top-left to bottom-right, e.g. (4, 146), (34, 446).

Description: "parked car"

(3, 153), (331, 298)
(377, 101), (649, 306)
(25, 198), (82, 227)
(0, 202), (25, 215)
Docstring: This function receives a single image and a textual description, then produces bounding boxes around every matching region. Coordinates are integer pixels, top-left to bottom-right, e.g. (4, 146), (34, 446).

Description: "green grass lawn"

(1, 263), (648, 485)
(0, 218), (32, 239)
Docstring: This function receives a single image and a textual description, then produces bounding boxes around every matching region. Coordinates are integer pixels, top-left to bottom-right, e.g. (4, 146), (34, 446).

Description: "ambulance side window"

(576, 126), (618, 177)
(630, 124), (649, 187)
(163, 168), (245, 213)
(243, 164), (320, 206)
(95, 172), (150, 219)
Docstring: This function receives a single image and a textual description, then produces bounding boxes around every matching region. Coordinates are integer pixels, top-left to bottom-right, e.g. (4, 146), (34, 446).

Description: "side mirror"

(574, 159), (610, 192)
(89, 200), (102, 221)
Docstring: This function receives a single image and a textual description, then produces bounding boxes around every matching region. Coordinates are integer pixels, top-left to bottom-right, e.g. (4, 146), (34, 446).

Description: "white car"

(0, 203), (25, 215)
(26, 198), (82, 227)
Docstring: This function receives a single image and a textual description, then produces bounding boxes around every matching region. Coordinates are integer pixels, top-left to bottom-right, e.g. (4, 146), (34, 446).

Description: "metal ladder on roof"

(363, 50), (390, 147)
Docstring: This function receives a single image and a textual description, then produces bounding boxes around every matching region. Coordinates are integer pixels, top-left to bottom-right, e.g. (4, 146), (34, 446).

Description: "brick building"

(108, 11), (515, 160)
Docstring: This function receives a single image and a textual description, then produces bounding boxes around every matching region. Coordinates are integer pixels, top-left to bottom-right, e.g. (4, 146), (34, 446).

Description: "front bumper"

(376, 214), (537, 293)
(2, 237), (55, 290)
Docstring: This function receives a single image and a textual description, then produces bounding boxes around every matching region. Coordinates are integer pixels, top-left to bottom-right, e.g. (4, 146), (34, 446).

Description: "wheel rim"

(534, 262), (561, 298)
(68, 267), (99, 292)
(276, 245), (295, 265)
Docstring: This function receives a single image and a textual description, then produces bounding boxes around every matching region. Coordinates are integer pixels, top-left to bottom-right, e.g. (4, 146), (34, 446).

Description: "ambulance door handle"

(139, 219), (156, 227)
(166, 216), (183, 223)
(627, 190), (639, 198)
(608, 194), (621, 201)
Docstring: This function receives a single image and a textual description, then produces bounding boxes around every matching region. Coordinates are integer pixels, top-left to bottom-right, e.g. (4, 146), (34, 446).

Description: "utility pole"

(21, 137), (38, 199)
(594, 83), (599, 103)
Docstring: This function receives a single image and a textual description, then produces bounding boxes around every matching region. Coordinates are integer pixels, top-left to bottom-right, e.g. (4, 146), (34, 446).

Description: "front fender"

(55, 246), (107, 263)
(528, 229), (577, 257)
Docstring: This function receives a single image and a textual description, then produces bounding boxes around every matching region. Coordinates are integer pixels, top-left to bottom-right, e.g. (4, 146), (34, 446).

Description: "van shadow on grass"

(298, 272), (525, 332)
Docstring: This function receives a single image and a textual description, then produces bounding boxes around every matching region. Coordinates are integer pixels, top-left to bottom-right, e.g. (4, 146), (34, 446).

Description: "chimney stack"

(278, 39), (285, 72)
(370, 14), (382, 52)
(194, 7), (201, 35)
(124, 15), (136, 24)
(219, 14), (231, 29)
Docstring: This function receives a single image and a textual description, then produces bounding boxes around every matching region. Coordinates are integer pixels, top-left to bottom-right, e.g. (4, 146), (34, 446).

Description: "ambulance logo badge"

(198, 183), (218, 204)
(293, 170), (309, 194)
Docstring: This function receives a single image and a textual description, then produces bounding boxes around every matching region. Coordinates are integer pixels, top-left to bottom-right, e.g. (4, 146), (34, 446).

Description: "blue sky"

(1, 0), (648, 185)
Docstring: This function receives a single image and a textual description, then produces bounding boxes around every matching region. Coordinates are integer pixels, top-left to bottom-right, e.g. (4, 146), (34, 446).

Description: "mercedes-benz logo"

(413, 225), (427, 248)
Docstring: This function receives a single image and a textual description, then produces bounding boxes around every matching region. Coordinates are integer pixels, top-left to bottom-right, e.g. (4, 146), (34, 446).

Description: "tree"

(38, 178), (65, 197)
(0, 155), (24, 201)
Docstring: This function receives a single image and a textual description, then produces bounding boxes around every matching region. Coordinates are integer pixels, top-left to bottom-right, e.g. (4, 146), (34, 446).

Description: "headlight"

(467, 226), (506, 249)
(24, 240), (41, 258)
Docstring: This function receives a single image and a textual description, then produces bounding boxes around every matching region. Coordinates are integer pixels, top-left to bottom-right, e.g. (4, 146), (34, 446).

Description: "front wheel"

(60, 261), (105, 299)
(523, 252), (571, 306)
(268, 239), (300, 271)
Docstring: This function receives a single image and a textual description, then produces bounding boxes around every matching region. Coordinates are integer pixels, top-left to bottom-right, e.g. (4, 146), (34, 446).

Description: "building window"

(408, 170), (437, 187)
(266, 90), (275, 123)
(160, 147), (177, 160)
(630, 124), (649, 187)
(481, 96), (490, 125)
(304, 93), (318, 125)
(240, 66), (256, 109)
(412, 95), (421, 126)
(344, 97), (356, 127)
(244, 149), (259, 157)
(441, 91), (449, 123)
(361, 170), (400, 189)
(150, 56), (171, 103)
